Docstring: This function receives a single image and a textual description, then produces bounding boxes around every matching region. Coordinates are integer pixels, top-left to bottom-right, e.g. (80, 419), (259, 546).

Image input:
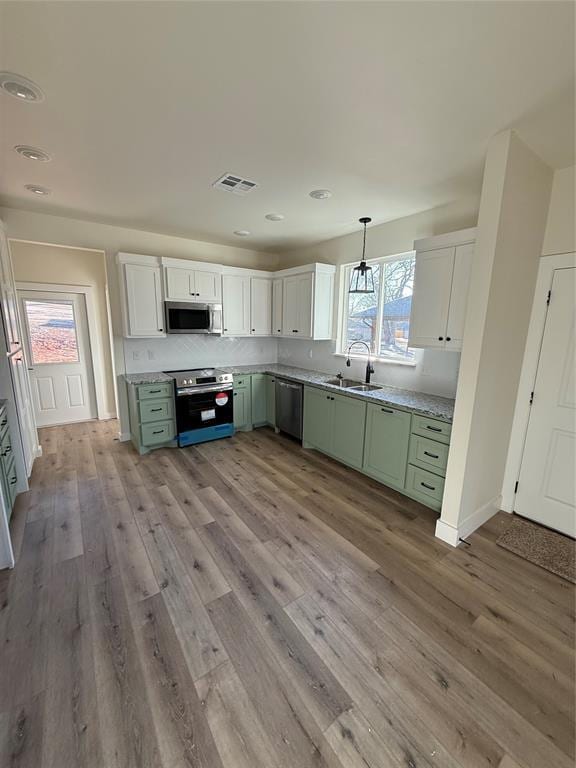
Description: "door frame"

(16, 281), (108, 421)
(501, 251), (576, 512)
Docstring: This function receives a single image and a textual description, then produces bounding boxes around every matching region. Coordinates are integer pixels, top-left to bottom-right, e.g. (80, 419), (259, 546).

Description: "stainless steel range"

(165, 368), (234, 447)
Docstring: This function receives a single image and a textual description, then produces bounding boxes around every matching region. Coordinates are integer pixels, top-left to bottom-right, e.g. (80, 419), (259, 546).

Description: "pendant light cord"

(362, 221), (367, 263)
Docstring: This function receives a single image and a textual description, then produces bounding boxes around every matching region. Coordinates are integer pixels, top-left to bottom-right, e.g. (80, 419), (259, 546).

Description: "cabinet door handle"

(438, 336), (444, 341)
(446, 336), (451, 342)
(292, 329), (298, 333)
(150, 408), (162, 412)
(421, 482), (436, 491)
(1, 419), (6, 427)
(426, 425), (442, 432)
(4, 446), (11, 454)
(251, 329), (255, 332)
(381, 407), (394, 414)
(233, 393), (237, 397)
(10, 478), (17, 485)
(423, 450), (439, 459)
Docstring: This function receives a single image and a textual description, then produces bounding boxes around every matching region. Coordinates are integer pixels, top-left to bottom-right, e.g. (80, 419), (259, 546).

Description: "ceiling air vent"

(212, 173), (259, 195)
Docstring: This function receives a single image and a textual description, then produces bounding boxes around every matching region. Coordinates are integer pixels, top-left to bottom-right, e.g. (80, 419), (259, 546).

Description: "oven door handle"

(176, 384), (233, 396)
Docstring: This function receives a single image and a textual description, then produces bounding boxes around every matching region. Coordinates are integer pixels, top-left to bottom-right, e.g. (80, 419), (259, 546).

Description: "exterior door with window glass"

(19, 291), (97, 427)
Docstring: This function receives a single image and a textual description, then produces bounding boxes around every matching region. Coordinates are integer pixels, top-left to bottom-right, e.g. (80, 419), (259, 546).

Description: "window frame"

(337, 250), (416, 366)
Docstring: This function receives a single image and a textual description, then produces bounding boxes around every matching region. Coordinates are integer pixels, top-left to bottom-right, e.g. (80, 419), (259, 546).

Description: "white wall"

(277, 194), (479, 397)
(542, 165), (575, 256)
(437, 130), (553, 546)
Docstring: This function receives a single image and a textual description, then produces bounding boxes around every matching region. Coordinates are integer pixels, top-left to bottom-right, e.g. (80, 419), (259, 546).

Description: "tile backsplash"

(124, 335), (278, 373)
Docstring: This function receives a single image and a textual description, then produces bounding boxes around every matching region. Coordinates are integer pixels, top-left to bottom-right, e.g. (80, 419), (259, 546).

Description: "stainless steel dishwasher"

(275, 378), (303, 440)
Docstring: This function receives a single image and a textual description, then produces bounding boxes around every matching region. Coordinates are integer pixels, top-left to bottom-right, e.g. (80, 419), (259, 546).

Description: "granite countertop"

(124, 364), (455, 421)
(221, 364), (456, 422)
(123, 371), (174, 385)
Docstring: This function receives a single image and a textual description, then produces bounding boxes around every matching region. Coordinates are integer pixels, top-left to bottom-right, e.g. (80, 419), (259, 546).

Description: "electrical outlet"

(132, 350), (144, 361)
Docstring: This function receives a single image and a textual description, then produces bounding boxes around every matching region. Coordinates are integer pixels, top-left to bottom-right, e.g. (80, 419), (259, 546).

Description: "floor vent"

(212, 173), (259, 195)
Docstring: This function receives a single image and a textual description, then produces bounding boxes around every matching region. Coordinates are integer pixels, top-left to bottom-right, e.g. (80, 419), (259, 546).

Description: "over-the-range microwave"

(164, 301), (223, 335)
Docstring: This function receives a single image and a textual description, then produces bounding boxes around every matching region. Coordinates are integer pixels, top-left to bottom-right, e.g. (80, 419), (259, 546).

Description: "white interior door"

(515, 267), (575, 537)
(19, 290), (98, 427)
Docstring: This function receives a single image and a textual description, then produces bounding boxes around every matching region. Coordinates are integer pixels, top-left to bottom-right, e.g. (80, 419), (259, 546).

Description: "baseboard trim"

(435, 494), (502, 547)
(98, 412), (117, 421)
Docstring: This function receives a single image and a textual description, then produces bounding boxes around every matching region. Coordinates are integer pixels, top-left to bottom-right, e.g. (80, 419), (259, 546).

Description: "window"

(340, 251), (416, 363)
(23, 299), (79, 364)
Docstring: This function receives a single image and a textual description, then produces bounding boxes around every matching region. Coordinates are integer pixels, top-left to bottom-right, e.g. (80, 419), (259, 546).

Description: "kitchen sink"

(325, 378), (383, 392)
(325, 377), (362, 388)
(348, 383), (383, 392)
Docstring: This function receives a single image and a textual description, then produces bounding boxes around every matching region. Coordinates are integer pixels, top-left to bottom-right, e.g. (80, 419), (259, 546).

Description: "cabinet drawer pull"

(292, 329), (298, 333)
(421, 482), (436, 491)
(1, 420), (6, 426)
(4, 446), (11, 454)
(423, 450), (439, 459)
(446, 336), (451, 342)
(10, 478), (17, 485)
(426, 425), (442, 433)
(381, 408), (394, 414)
(438, 336), (444, 341)
(149, 389), (161, 394)
(150, 407), (162, 412)
(152, 429), (164, 435)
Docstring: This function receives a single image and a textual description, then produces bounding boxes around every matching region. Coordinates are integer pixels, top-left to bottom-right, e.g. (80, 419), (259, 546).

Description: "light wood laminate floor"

(0, 420), (574, 768)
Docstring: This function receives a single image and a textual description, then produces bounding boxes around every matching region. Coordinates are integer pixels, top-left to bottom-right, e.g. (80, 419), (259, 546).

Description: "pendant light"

(349, 217), (375, 294)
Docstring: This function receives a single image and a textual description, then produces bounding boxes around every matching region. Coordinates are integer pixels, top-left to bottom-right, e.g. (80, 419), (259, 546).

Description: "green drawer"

(411, 414), (452, 445)
(5, 456), (17, 513)
(0, 408), (8, 440)
(141, 420), (176, 447)
(137, 383), (173, 400)
(233, 375), (250, 387)
(405, 464), (445, 509)
(0, 427), (13, 467)
(139, 398), (174, 424)
(408, 433), (449, 476)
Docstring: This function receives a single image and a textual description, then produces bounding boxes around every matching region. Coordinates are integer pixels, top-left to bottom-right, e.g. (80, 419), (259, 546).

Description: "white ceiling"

(0, 1), (573, 252)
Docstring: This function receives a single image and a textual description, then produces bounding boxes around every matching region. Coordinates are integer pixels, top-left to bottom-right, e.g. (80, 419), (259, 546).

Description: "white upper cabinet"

(118, 254), (165, 338)
(222, 274), (251, 336)
(250, 278), (272, 336)
(279, 264), (335, 340)
(408, 228), (476, 351)
(163, 259), (222, 303)
(272, 279), (283, 336)
(283, 273), (313, 337)
(445, 242), (474, 350)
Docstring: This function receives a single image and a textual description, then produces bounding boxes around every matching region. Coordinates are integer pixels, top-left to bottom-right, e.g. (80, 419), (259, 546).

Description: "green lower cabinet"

(127, 381), (176, 454)
(362, 403), (411, 490)
(233, 382), (252, 431)
(251, 374), (267, 427)
(332, 393), (366, 469)
(405, 464), (445, 511)
(303, 386), (333, 453)
(266, 375), (276, 426)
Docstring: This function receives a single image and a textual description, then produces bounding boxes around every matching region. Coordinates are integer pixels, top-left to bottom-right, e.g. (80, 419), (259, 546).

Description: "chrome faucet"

(346, 341), (375, 384)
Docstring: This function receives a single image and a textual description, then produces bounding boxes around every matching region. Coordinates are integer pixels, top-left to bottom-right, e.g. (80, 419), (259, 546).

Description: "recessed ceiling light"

(234, 230), (251, 237)
(14, 145), (51, 162)
(25, 184), (51, 196)
(0, 73), (45, 102)
(265, 213), (285, 221)
(309, 189), (332, 200)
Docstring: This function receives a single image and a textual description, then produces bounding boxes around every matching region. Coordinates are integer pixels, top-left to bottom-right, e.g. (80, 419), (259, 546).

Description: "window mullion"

(374, 260), (385, 358)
